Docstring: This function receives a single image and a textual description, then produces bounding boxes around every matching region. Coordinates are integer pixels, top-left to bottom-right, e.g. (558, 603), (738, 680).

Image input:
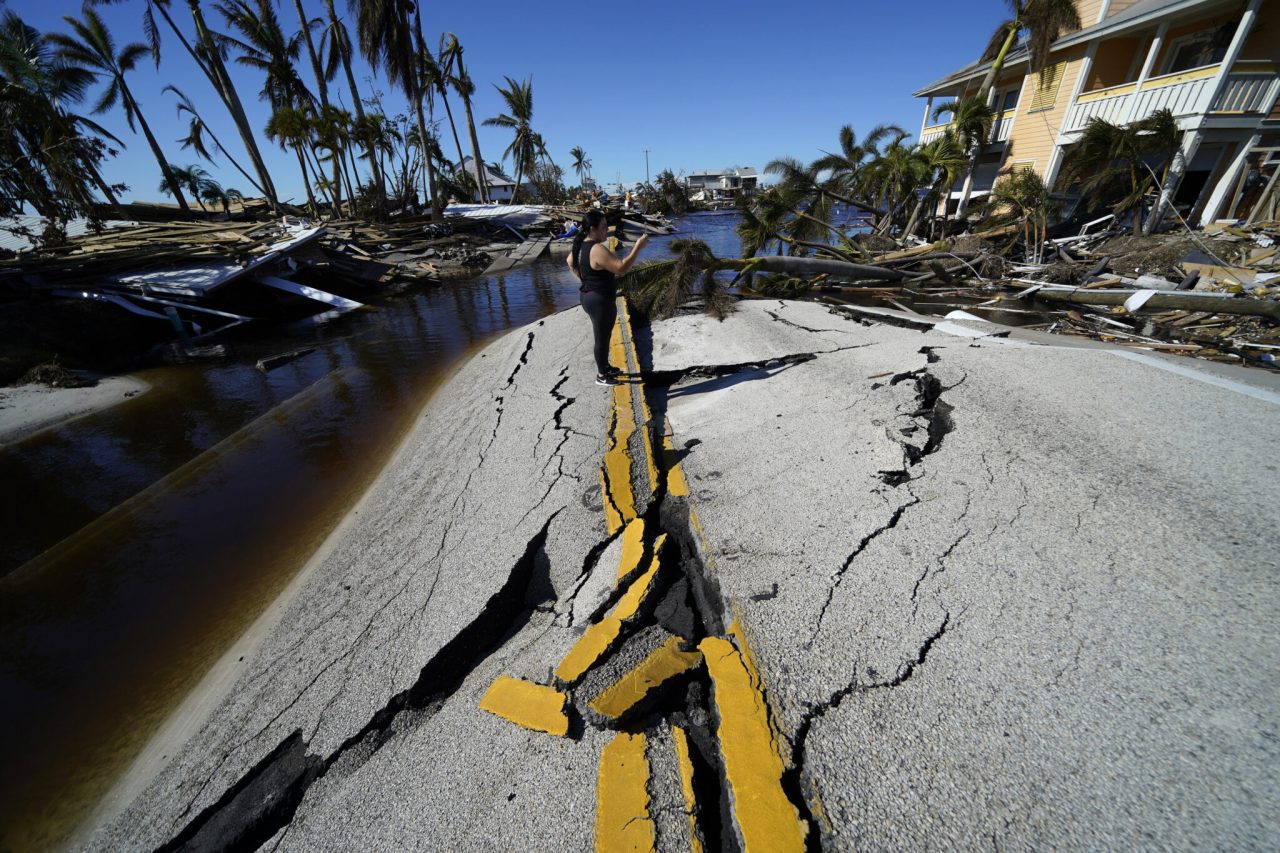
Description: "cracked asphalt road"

(89, 298), (1280, 851)
(651, 300), (1280, 850)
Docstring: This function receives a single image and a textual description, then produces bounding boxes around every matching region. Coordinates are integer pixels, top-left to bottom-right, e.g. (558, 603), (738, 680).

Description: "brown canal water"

(0, 213), (740, 851)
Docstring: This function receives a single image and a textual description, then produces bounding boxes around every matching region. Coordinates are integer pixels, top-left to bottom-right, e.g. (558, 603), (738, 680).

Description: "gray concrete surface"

(652, 299), (1280, 850)
(90, 308), (622, 851)
(89, 297), (1280, 851)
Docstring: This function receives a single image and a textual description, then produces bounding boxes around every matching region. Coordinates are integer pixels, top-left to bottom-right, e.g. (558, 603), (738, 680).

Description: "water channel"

(0, 212), (744, 850)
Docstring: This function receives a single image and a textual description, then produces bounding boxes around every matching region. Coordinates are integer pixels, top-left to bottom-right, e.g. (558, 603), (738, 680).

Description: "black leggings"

(580, 290), (617, 375)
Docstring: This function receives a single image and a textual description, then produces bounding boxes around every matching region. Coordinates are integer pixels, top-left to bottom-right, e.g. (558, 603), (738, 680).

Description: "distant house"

(458, 157), (524, 203)
(685, 167), (759, 202)
(914, 0), (1280, 226)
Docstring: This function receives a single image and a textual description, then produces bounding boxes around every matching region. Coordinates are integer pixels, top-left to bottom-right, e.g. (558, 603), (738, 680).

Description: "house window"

(1029, 61), (1067, 112)
(1000, 88), (1020, 114)
(1162, 23), (1233, 74)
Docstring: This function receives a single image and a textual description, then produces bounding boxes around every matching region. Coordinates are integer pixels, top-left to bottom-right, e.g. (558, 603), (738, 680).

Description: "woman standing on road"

(568, 209), (649, 386)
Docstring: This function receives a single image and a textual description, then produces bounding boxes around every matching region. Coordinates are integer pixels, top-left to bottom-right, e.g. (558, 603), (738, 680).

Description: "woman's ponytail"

(570, 209), (608, 278)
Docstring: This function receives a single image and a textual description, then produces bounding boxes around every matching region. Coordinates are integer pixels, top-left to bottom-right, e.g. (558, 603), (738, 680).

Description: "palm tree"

(981, 166), (1058, 261)
(289, 0), (328, 107)
(321, 0), (386, 211)
(430, 35), (467, 185)
(160, 163), (220, 212)
(976, 0), (1081, 100)
(312, 104), (358, 216)
(48, 7), (191, 214)
(0, 11), (123, 224)
(1063, 108), (1181, 235)
(570, 146), (592, 186)
(265, 104), (320, 212)
(931, 96), (995, 217)
(810, 123), (905, 211)
(352, 0), (442, 216)
(859, 136), (928, 235)
(484, 75), (538, 204)
(442, 33), (487, 201)
(90, 0), (281, 211)
(165, 84), (265, 196)
(901, 132), (969, 238)
(215, 0), (312, 111)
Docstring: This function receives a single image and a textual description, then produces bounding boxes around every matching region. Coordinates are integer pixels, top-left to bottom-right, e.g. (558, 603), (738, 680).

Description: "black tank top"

(577, 240), (616, 297)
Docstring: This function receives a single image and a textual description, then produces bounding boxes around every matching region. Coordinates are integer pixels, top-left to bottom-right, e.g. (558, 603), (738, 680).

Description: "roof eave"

(913, 55), (1030, 98)
(1051, 0), (1220, 51)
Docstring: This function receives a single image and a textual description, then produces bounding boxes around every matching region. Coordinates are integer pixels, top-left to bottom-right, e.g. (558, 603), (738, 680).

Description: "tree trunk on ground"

(1033, 288), (1280, 321)
(721, 255), (909, 281)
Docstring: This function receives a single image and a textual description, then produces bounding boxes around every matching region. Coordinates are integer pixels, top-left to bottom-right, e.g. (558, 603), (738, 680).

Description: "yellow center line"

(595, 732), (656, 852)
(588, 636), (702, 721)
(700, 628), (807, 852)
(478, 675), (569, 737)
(554, 534), (668, 686)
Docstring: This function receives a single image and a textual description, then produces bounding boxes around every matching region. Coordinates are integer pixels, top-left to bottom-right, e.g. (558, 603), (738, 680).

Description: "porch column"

(1146, 130), (1202, 233)
(1121, 21), (1169, 124)
(1043, 144), (1069, 190)
(1200, 133), (1261, 223)
(1149, 0), (1263, 230)
(921, 96), (934, 140)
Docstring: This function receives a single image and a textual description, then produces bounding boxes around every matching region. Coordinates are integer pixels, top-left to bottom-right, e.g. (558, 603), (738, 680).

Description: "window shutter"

(1029, 62), (1067, 112)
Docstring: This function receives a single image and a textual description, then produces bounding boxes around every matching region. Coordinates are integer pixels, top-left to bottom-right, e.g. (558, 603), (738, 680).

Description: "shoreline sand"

(0, 376), (150, 448)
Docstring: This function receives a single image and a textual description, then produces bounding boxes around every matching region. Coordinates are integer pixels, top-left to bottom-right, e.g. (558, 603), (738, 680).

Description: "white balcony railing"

(1213, 62), (1280, 112)
(919, 124), (949, 144)
(919, 110), (1014, 146)
(1066, 62), (1279, 132)
(990, 110), (1015, 143)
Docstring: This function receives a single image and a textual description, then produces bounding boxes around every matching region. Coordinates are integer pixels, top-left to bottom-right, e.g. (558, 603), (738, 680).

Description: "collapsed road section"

(87, 298), (1280, 851)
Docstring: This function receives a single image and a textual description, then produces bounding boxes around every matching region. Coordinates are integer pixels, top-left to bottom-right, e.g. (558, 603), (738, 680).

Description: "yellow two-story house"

(914, 0), (1280, 226)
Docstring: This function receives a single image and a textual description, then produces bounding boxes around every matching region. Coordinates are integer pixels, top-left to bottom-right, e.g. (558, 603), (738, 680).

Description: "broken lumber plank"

(1032, 289), (1280, 321)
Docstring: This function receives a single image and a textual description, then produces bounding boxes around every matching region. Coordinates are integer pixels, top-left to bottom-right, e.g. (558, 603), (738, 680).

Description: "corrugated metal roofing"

(0, 215), (138, 253)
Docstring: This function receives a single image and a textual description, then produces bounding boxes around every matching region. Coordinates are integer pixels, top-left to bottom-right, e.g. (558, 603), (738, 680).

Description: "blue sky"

(12, 0), (1003, 204)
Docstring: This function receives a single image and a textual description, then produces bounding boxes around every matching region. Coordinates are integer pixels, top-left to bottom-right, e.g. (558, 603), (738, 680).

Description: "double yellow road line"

(482, 300), (808, 852)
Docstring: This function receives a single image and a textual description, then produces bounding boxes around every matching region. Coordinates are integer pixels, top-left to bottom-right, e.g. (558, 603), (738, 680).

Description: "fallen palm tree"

(621, 239), (909, 320)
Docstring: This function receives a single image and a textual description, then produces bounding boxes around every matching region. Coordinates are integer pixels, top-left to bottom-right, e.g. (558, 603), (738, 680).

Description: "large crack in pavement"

(157, 510), (563, 852)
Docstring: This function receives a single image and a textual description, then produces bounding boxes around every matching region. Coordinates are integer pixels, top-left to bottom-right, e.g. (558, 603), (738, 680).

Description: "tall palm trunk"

(460, 93), (487, 201)
(511, 154), (525, 205)
(326, 0), (384, 213)
(291, 0), (327, 107)
(121, 82), (190, 214)
(86, 161), (121, 207)
(976, 20), (1020, 101)
(410, 8), (442, 217)
(292, 144), (318, 212)
(438, 87), (466, 185)
(340, 147), (359, 211)
(902, 190), (931, 240)
(181, 0), (280, 211)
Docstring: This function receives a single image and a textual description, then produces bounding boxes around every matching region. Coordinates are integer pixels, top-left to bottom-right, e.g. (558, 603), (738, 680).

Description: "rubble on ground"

(784, 221), (1280, 371)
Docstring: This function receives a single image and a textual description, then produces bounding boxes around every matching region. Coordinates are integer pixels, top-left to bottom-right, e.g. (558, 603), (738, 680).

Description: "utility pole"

(643, 149), (651, 184)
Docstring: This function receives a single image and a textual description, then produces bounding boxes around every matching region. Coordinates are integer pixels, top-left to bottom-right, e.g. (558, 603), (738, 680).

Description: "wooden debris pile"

(780, 223), (1280, 370)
